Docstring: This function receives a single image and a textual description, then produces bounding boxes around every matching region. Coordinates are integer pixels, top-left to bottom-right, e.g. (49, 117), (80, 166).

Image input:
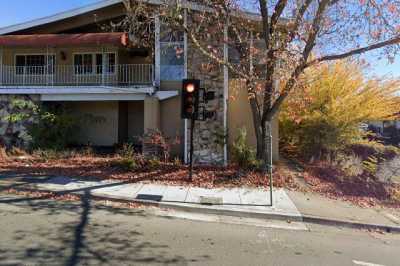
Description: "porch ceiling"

(0, 33), (128, 47)
(0, 86), (178, 101)
(0, 86), (154, 95)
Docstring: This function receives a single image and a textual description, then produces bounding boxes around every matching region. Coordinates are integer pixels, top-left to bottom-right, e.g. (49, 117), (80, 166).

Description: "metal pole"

(268, 122), (273, 206)
(189, 118), (195, 180)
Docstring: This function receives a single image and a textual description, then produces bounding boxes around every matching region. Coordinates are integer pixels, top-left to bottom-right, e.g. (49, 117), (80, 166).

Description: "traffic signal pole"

(189, 118), (195, 180)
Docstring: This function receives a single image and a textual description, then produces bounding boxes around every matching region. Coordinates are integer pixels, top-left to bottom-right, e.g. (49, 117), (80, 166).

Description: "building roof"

(0, 32), (129, 47)
(0, 0), (263, 36)
(0, 0), (124, 35)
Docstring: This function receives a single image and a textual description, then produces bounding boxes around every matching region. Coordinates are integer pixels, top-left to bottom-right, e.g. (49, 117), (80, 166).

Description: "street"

(0, 192), (399, 266)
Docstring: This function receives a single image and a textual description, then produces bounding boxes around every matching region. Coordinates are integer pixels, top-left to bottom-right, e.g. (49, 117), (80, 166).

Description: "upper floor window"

(160, 25), (185, 81)
(15, 54), (55, 75)
(74, 53), (116, 75)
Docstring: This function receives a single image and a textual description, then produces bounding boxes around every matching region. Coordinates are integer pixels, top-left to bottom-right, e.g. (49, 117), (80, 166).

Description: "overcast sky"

(0, 0), (399, 78)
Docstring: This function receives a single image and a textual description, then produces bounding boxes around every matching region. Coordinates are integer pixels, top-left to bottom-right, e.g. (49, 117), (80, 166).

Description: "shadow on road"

(0, 188), (208, 265)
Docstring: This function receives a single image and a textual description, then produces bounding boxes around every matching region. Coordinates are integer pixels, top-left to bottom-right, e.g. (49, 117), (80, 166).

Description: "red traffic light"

(181, 79), (200, 119)
(185, 83), (195, 93)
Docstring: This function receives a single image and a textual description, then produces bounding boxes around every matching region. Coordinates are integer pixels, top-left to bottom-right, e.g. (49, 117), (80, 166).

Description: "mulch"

(0, 155), (296, 189)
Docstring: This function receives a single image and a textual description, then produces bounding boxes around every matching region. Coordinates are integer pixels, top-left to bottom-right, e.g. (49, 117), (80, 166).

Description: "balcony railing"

(0, 64), (154, 87)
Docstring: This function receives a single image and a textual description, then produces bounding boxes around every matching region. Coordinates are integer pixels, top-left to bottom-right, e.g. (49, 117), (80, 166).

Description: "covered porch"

(0, 33), (154, 88)
(1, 87), (178, 149)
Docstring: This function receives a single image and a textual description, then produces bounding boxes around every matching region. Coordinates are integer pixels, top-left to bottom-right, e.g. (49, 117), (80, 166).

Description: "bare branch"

(270, 0), (288, 29)
(259, 0), (270, 48)
(265, 0), (332, 121)
(307, 35), (400, 66)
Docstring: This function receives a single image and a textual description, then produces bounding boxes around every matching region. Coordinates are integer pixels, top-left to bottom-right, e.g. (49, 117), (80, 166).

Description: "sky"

(0, 0), (399, 78)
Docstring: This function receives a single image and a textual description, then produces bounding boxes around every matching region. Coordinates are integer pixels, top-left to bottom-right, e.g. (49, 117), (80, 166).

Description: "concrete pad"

(239, 187), (271, 205)
(271, 189), (301, 216)
(93, 183), (144, 198)
(185, 187), (241, 205)
(162, 186), (190, 202)
(136, 183), (168, 196)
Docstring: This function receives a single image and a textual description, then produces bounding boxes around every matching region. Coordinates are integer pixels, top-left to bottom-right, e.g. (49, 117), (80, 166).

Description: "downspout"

(223, 20), (229, 166)
(0, 47), (3, 86)
(102, 46), (106, 86)
(154, 14), (161, 89)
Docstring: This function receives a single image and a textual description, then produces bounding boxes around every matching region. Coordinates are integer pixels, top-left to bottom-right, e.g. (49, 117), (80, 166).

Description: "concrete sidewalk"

(287, 190), (400, 232)
(1, 174), (400, 233)
(34, 176), (303, 222)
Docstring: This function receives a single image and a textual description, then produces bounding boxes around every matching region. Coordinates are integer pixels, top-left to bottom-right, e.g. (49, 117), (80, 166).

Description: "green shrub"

(148, 157), (162, 170)
(118, 158), (138, 171)
(28, 104), (82, 150)
(231, 128), (261, 170)
(118, 143), (136, 159)
(173, 157), (182, 166)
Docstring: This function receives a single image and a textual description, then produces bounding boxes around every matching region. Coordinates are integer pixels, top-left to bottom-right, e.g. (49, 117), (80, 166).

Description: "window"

(74, 53), (116, 75)
(74, 54), (93, 74)
(160, 43), (184, 80)
(15, 54), (55, 75)
(160, 25), (185, 81)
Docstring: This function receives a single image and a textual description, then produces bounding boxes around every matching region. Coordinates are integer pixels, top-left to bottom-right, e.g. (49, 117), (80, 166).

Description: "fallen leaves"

(303, 161), (400, 209)
(0, 155), (297, 190)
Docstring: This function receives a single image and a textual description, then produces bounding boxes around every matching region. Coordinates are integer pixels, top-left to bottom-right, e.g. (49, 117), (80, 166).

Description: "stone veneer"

(0, 94), (39, 149)
(187, 42), (225, 164)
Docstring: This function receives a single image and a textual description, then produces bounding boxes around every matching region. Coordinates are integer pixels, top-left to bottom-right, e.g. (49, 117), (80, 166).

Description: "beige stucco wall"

(143, 96), (160, 133)
(228, 80), (279, 161)
(160, 96), (184, 157)
(0, 46), (152, 85)
(127, 101), (144, 140)
(68, 101), (119, 146)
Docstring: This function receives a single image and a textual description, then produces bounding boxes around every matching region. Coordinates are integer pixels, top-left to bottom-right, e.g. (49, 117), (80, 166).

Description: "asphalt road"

(0, 192), (399, 266)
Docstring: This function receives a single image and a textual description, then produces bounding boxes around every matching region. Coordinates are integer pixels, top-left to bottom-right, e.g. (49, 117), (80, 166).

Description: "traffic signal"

(181, 79), (200, 119)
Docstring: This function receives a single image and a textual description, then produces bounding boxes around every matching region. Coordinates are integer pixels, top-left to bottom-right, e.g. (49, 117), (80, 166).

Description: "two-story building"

(0, 0), (279, 164)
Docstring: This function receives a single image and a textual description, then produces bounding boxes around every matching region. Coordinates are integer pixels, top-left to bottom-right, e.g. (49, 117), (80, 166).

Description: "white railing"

(0, 64), (154, 86)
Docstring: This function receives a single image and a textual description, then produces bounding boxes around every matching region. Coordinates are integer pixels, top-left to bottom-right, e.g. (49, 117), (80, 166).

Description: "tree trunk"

(249, 97), (263, 159)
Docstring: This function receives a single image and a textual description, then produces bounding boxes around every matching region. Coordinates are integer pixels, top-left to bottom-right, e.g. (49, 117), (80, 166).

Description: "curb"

(90, 191), (304, 223)
(302, 215), (400, 234)
(91, 192), (400, 233)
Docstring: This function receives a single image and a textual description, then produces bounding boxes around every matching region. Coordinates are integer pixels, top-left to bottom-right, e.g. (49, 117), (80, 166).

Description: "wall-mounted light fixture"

(60, 51), (67, 61)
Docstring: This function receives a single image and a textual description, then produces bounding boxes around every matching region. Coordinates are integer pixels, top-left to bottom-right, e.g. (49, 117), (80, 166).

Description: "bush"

(118, 143), (136, 159)
(147, 157), (162, 170)
(376, 156), (400, 183)
(28, 104), (83, 150)
(331, 152), (364, 177)
(118, 158), (139, 171)
(231, 128), (261, 170)
(142, 129), (179, 162)
(280, 61), (400, 158)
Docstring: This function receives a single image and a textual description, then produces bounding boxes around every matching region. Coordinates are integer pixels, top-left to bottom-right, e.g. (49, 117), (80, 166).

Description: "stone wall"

(0, 95), (39, 149)
(187, 42), (225, 164)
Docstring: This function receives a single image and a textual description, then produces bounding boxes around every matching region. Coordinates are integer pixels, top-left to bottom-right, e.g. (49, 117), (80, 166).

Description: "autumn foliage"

(280, 60), (400, 157)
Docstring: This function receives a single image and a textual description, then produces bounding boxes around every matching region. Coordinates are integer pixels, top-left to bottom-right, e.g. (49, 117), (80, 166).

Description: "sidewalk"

(1, 174), (400, 233)
(34, 176), (303, 222)
(287, 190), (400, 231)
